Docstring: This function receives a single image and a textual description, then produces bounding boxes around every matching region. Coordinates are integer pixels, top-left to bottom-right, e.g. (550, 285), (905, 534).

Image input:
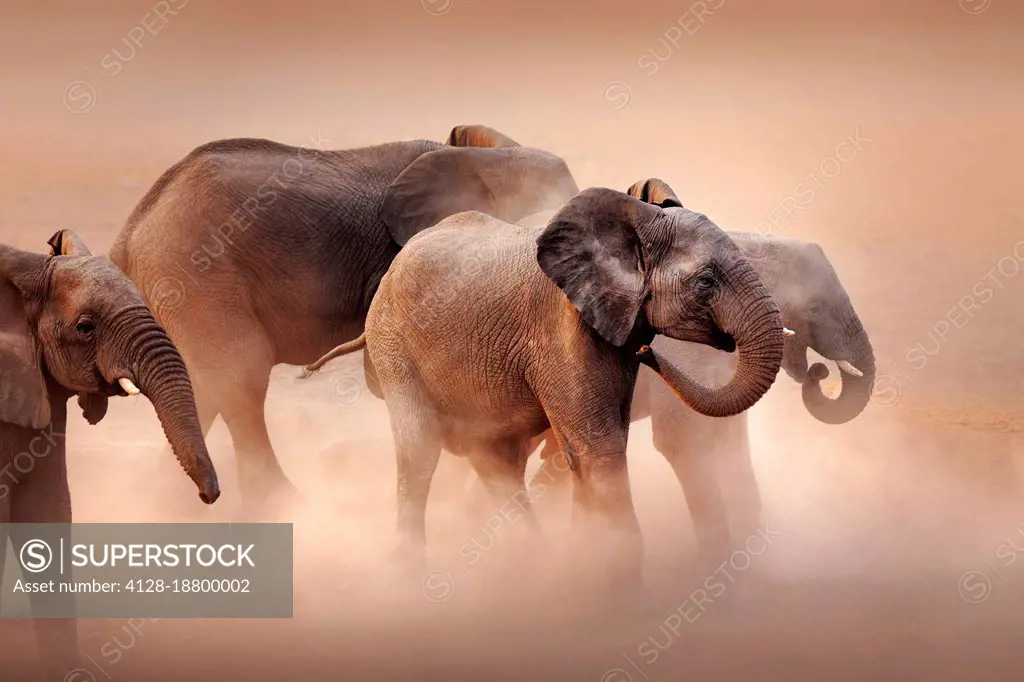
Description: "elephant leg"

(429, 452), (477, 501)
(663, 434), (733, 572)
(560, 430), (645, 597)
(648, 381), (737, 571)
(8, 456), (80, 680)
(450, 457), (494, 523)
(576, 454), (649, 609)
(466, 438), (537, 532)
(715, 415), (763, 546)
(218, 359), (298, 517)
(527, 435), (573, 489)
(390, 397), (443, 569)
(525, 434), (574, 517)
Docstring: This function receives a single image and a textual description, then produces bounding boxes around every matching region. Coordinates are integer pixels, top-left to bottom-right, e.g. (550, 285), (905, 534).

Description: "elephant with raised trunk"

(526, 178), (875, 567)
(0, 230), (220, 680)
(303, 187), (787, 597)
(104, 124), (578, 513)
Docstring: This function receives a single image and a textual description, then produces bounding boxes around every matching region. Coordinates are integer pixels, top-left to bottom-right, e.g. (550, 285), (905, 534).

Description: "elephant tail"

(299, 335), (367, 379)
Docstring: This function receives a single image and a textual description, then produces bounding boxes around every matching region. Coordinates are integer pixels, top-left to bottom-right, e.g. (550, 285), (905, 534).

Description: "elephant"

(301, 186), (788, 597)
(0, 230), (220, 680)
(102, 124), (579, 513)
(519, 177), (875, 568)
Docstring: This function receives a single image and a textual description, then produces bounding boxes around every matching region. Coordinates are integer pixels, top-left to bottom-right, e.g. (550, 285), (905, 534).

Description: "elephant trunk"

(103, 307), (220, 504)
(801, 320), (876, 425)
(641, 262), (786, 418)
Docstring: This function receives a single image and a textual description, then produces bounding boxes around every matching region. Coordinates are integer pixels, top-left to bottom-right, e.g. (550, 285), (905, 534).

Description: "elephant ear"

(445, 124), (519, 148)
(625, 178), (683, 209)
(381, 146), (579, 247)
(536, 187), (662, 347)
(0, 270), (50, 429)
(47, 229), (93, 256)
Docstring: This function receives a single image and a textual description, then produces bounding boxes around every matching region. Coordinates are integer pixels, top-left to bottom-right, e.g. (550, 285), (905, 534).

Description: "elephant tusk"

(783, 327), (796, 337)
(835, 360), (863, 378)
(118, 377), (141, 395)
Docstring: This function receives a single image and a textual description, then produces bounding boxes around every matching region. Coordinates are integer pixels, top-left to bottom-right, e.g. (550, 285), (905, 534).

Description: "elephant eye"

(695, 273), (716, 291)
(75, 318), (96, 336)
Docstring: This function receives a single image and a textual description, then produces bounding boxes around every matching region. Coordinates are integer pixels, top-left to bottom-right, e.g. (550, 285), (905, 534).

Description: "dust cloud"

(3, 0), (1024, 679)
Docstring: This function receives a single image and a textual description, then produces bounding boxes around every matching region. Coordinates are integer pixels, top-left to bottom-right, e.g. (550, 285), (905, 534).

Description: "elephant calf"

(303, 187), (788, 597)
(0, 230), (220, 680)
(525, 178), (875, 567)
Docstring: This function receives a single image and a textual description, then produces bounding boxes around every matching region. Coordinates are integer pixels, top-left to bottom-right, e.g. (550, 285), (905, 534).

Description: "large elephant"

(99, 124), (578, 512)
(525, 178), (876, 566)
(0, 230), (219, 680)
(302, 187), (787, 595)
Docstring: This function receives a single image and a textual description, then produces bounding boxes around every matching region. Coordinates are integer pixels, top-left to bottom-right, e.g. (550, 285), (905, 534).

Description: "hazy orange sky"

(7, 0), (1020, 409)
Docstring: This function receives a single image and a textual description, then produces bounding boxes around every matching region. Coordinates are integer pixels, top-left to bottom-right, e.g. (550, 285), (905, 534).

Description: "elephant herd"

(0, 123), (873, 678)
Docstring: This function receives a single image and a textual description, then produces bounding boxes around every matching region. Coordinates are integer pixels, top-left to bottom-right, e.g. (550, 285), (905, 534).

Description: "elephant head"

(445, 124), (520, 148)
(536, 187), (786, 418)
(381, 129), (580, 246)
(0, 230), (220, 503)
(735, 235), (875, 424)
(628, 177), (876, 425)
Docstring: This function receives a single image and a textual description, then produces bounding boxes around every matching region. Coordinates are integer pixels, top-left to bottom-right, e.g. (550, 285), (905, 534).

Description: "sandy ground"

(2, 0), (1024, 679)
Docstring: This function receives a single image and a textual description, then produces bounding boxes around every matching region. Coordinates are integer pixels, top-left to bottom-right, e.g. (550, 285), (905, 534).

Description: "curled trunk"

(801, 324), (876, 425)
(640, 263), (786, 418)
(104, 307), (220, 503)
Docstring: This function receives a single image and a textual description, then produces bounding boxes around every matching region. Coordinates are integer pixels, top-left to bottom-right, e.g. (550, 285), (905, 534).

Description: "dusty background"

(2, 0), (1024, 679)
